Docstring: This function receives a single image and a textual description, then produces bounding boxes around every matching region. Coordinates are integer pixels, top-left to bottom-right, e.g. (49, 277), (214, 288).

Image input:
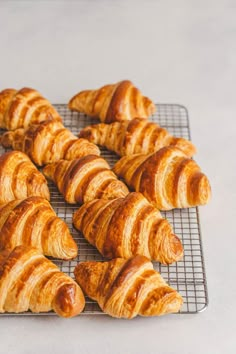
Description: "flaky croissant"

(0, 246), (85, 317)
(0, 197), (78, 260)
(43, 155), (129, 204)
(79, 118), (196, 157)
(68, 80), (156, 123)
(73, 192), (183, 264)
(0, 151), (50, 204)
(113, 146), (211, 210)
(0, 87), (61, 130)
(74, 255), (183, 318)
(0, 120), (100, 166)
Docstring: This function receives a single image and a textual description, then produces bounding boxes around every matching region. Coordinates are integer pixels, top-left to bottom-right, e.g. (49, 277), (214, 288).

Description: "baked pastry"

(0, 151), (50, 204)
(0, 87), (61, 130)
(74, 255), (183, 318)
(0, 197), (78, 260)
(68, 80), (156, 123)
(43, 155), (129, 204)
(113, 146), (211, 210)
(79, 118), (196, 157)
(73, 192), (183, 264)
(0, 246), (85, 317)
(0, 120), (100, 166)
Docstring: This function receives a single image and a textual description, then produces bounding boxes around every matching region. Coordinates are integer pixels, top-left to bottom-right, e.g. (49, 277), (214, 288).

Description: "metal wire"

(0, 104), (208, 316)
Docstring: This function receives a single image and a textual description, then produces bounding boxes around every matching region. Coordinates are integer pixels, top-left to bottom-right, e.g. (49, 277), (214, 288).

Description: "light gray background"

(0, 1), (235, 353)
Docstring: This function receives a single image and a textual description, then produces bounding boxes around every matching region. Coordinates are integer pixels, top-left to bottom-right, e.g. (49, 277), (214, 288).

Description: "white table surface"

(0, 1), (235, 353)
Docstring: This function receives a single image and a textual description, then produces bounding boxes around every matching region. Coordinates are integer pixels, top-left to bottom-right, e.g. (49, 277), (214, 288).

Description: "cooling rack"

(0, 104), (208, 315)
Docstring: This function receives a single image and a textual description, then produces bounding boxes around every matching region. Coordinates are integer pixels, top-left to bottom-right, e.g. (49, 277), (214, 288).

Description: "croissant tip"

(151, 102), (157, 114)
(166, 233), (184, 264)
(141, 288), (183, 317)
(61, 243), (78, 261)
(191, 173), (211, 206)
(78, 127), (93, 140)
(162, 292), (183, 315)
(68, 91), (86, 111)
(67, 99), (73, 110)
(53, 283), (85, 318)
(74, 261), (105, 299)
(0, 132), (12, 147)
(200, 175), (212, 204)
(155, 232), (184, 265)
(189, 147), (197, 157)
(42, 164), (54, 178)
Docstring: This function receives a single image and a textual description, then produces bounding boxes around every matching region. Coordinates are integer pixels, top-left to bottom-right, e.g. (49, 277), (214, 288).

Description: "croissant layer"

(0, 246), (85, 317)
(68, 80), (156, 123)
(0, 120), (100, 166)
(79, 118), (196, 157)
(73, 192), (183, 264)
(74, 255), (183, 318)
(113, 146), (211, 210)
(0, 87), (61, 130)
(0, 197), (78, 260)
(43, 155), (129, 204)
(0, 151), (50, 204)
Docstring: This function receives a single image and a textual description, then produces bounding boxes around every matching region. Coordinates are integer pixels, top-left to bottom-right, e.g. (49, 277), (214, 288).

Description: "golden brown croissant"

(74, 255), (183, 318)
(0, 197), (78, 260)
(68, 80), (156, 123)
(113, 146), (211, 210)
(79, 118), (196, 157)
(0, 151), (50, 204)
(0, 120), (100, 166)
(73, 192), (183, 264)
(0, 87), (61, 130)
(0, 246), (85, 317)
(43, 155), (129, 204)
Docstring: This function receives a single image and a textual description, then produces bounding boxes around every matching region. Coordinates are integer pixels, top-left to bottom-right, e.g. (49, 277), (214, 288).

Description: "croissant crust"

(0, 197), (78, 260)
(0, 151), (50, 204)
(43, 155), (129, 204)
(74, 255), (183, 318)
(0, 246), (85, 317)
(113, 146), (211, 210)
(0, 87), (61, 130)
(79, 118), (196, 157)
(73, 192), (183, 264)
(68, 80), (156, 123)
(0, 120), (100, 166)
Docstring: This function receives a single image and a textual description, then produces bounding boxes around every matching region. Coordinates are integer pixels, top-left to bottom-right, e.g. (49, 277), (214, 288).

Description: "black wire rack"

(0, 104), (208, 315)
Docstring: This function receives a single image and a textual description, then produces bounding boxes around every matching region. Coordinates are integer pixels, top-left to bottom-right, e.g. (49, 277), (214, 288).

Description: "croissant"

(0, 87), (61, 130)
(0, 120), (100, 166)
(0, 197), (78, 260)
(113, 146), (211, 210)
(73, 192), (183, 264)
(43, 155), (129, 204)
(79, 118), (196, 157)
(0, 151), (50, 204)
(68, 80), (156, 123)
(0, 246), (85, 317)
(74, 255), (183, 318)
